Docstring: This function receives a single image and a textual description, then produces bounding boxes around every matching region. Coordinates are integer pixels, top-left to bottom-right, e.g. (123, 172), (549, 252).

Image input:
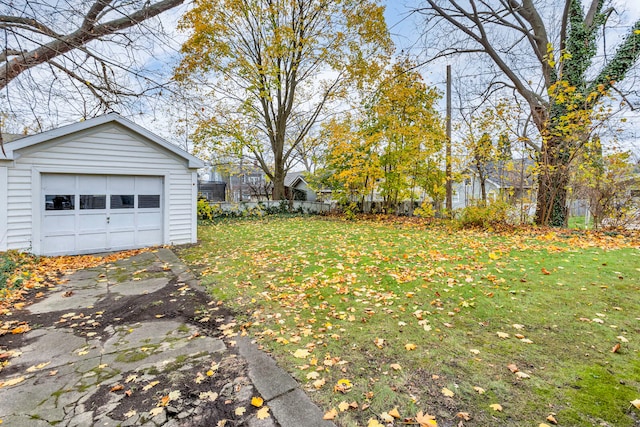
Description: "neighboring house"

(0, 113), (204, 256)
(452, 159), (536, 209)
(284, 171), (316, 201)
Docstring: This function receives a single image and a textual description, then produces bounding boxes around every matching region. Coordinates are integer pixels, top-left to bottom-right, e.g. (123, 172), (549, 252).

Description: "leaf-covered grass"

(179, 217), (640, 426)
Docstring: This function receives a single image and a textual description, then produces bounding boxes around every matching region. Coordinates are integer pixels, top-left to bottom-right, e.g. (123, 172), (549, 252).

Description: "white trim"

(191, 171), (198, 243)
(0, 166), (7, 251)
(32, 168), (42, 254)
(163, 173), (171, 245)
(2, 113), (204, 168)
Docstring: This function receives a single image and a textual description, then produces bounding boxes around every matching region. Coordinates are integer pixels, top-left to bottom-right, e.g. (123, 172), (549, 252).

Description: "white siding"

(6, 123), (198, 254)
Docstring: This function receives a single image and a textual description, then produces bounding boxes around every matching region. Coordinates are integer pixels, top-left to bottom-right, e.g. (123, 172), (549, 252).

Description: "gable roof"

(284, 171), (307, 187)
(1, 113), (204, 168)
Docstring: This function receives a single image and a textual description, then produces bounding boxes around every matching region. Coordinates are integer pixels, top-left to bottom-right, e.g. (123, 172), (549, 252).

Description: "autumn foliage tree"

(175, 0), (392, 200)
(320, 59), (444, 212)
(417, 0), (640, 226)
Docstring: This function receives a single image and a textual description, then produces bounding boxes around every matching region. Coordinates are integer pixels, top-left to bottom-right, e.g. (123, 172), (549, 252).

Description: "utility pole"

(445, 64), (452, 217)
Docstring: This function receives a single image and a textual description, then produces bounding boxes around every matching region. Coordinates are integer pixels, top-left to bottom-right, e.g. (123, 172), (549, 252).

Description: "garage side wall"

(6, 123), (198, 254)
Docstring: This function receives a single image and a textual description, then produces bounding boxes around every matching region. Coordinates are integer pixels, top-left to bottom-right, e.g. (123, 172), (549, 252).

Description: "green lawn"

(178, 217), (640, 427)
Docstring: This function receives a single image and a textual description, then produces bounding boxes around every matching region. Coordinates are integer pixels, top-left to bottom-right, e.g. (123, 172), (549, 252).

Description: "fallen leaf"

(168, 390), (181, 401)
(630, 398), (640, 409)
(546, 414), (558, 424)
(389, 407), (401, 418)
(110, 384), (124, 392)
(306, 371), (320, 380)
(0, 376), (25, 388)
(323, 408), (338, 420)
(611, 343), (621, 353)
(456, 412), (471, 421)
(313, 378), (326, 389)
(374, 338), (384, 348)
(515, 371), (530, 379)
(441, 387), (454, 397)
(124, 410), (136, 418)
(149, 407), (163, 417)
(159, 395), (170, 407)
(405, 343), (417, 351)
(199, 391), (218, 402)
(293, 349), (310, 358)
(251, 396), (264, 407)
(26, 361), (51, 372)
(256, 406), (270, 420)
(234, 406), (246, 416)
(469, 349), (480, 355)
(473, 386), (485, 394)
(617, 335), (629, 343)
(507, 363), (519, 373)
(390, 363), (402, 371)
(142, 380), (159, 391)
(541, 267), (551, 275)
(489, 403), (503, 412)
(416, 410), (438, 427)
(338, 401), (350, 412)
(497, 332), (509, 339)
(367, 419), (384, 427)
(376, 411), (392, 422)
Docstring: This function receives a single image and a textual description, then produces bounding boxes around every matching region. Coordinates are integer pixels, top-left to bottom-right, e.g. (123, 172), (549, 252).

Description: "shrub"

(413, 200), (435, 218)
(197, 199), (220, 221)
(459, 200), (510, 229)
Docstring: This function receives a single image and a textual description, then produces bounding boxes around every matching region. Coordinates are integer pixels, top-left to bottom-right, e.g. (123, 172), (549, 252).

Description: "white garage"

(0, 113), (204, 256)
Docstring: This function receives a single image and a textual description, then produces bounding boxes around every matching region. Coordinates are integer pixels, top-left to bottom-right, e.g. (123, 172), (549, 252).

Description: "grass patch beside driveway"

(178, 217), (640, 426)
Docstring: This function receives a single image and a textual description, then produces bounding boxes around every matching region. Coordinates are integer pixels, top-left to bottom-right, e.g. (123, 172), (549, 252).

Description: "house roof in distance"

(1, 112), (204, 168)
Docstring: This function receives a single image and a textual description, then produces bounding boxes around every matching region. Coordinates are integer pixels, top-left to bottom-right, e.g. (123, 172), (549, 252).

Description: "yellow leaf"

(256, 406), (270, 420)
(515, 371), (530, 379)
(374, 338), (384, 348)
(338, 401), (350, 412)
(367, 419), (384, 427)
(168, 390), (181, 401)
(26, 361), (51, 372)
(473, 386), (485, 394)
(306, 371), (320, 380)
(489, 403), (503, 412)
(390, 363), (402, 371)
(539, 424), (551, 427)
(142, 380), (159, 391)
(293, 349), (310, 358)
(206, 369), (215, 376)
(0, 376), (25, 388)
(234, 406), (246, 416)
(416, 410), (438, 427)
(251, 396), (264, 407)
(389, 406), (401, 418)
(405, 343), (417, 351)
(380, 412), (394, 422)
(323, 408), (338, 420)
(497, 332), (509, 339)
(631, 398), (640, 409)
(313, 378), (326, 389)
(441, 387), (454, 397)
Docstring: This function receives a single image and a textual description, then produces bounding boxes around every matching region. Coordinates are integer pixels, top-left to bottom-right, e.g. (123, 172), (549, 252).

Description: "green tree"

(175, 0), (392, 199)
(417, 0), (640, 226)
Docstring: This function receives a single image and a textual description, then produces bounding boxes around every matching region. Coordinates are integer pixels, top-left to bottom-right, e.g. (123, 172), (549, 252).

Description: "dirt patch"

(0, 264), (264, 426)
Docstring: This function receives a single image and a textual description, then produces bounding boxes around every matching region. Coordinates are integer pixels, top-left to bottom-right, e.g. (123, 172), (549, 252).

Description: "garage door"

(41, 174), (163, 255)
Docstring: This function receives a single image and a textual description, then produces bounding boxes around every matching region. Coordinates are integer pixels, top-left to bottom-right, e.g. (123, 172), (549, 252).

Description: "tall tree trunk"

(534, 135), (570, 227)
